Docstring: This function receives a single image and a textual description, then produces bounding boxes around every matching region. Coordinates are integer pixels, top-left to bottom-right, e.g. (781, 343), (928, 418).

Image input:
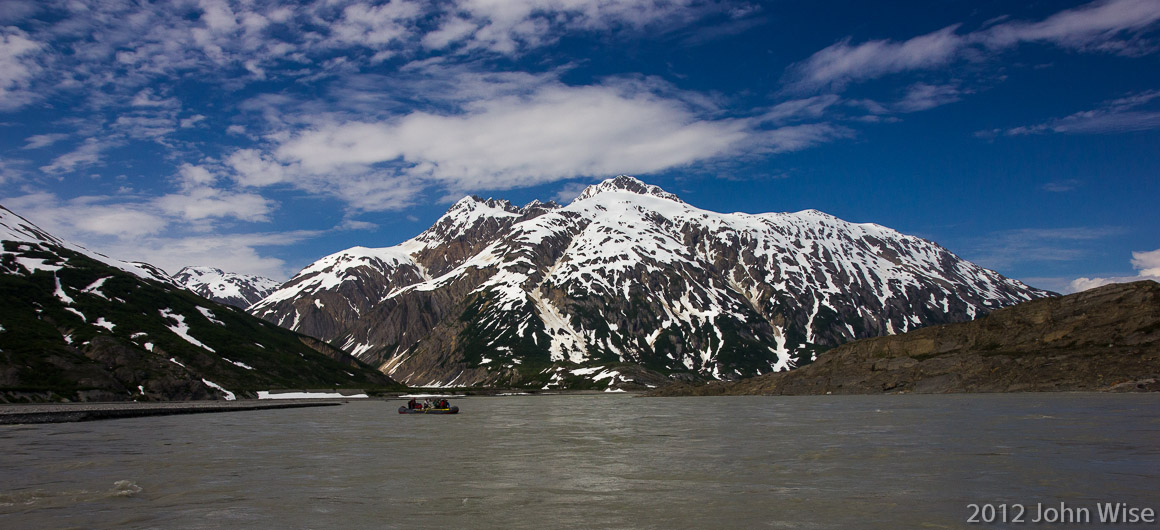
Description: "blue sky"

(1, 0), (1157, 293)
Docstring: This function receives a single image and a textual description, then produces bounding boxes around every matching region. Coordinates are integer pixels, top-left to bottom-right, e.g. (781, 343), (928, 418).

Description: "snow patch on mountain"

(196, 306), (225, 326)
(201, 379), (235, 400)
(160, 308), (215, 352)
(82, 277), (112, 300)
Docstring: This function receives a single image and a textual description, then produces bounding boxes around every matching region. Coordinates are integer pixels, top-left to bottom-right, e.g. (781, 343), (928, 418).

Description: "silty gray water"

(1, 393), (1158, 529)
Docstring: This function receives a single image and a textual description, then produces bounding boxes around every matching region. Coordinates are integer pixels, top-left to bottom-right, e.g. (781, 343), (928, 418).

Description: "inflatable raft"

(398, 406), (459, 414)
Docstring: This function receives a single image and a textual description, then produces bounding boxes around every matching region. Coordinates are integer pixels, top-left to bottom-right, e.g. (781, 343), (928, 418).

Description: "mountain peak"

(573, 176), (683, 204)
(173, 266), (280, 309)
(451, 195), (520, 213)
(175, 265), (226, 277)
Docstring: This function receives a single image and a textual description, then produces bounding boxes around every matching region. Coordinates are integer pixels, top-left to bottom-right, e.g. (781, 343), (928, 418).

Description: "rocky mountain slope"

(649, 280), (1160, 395)
(250, 176), (1050, 390)
(173, 266), (280, 309)
(0, 204), (397, 402)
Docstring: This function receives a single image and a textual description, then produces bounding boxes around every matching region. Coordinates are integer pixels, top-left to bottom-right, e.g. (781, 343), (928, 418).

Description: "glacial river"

(1, 393), (1158, 529)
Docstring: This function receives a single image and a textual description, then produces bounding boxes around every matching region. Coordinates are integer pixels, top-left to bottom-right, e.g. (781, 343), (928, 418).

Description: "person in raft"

(407, 398), (417, 410)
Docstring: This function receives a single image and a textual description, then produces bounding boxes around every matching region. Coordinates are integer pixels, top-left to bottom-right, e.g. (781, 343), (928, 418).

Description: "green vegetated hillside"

(0, 240), (399, 402)
(649, 281), (1160, 396)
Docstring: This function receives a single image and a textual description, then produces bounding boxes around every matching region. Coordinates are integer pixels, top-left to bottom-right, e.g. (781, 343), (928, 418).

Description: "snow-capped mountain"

(250, 176), (1051, 389)
(173, 266), (281, 309)
(0, 204), (395, 402)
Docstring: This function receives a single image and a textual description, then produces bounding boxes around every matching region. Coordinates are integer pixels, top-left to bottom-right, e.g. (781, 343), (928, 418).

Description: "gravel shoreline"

(0, 400), (347, 425)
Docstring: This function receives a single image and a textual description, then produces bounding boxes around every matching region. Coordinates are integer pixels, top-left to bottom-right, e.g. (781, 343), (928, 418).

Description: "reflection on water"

(1, 393), (1158, 529)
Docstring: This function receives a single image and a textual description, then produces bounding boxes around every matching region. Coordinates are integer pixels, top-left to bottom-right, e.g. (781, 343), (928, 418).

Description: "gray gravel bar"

(0, 400), (345, 425)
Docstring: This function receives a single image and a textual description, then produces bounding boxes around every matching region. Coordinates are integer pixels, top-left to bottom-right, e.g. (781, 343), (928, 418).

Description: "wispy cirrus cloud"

(1041, 179), (1082, 192)
(981, 0), (1160, 55)
(894, 83), (964, 113)
(962, 226), (1124, 270)
(783, 0), (1160, 94)
(21, 133), (70, 150)
(783, 25), (965, 93)
(39, 137), (120, 175)
(999, 90), (1160, 136)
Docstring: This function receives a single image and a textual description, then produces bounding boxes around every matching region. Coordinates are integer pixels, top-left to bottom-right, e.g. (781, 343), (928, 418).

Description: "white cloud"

(317, 172), (426, 212)
(422, 16), (478, 50)
(113, 114), (179, 140)
(152, 163), (275, 222)
(225, 67), (864, 212)
(40, 138), (117, 175)
(329, 1), (422, 47)
(154, 187), (273, 222)
(1070, 249), (1160, 292)
(177, 163), (217, 189)
(22, 133), (70, 150)
(1134, 249), (1160, 276)
(130, 88), (180, 108)
(227, 149), (287, 187)
(3, 192), (168, 239)
(0, 27), (42, 110)
(9, 0), (710, 112)
(180, 114), (206, 128)
(272, 81), (752, 198)
(416, 0), (705, 54)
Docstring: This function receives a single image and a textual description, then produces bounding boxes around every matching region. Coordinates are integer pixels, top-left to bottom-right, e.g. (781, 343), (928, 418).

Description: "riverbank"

(0, 400), (344, 425)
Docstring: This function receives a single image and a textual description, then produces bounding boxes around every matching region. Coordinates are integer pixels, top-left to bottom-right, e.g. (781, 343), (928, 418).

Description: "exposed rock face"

(250, 176), (1050, 389)
(648, 281), (1160, 395)
(173, 266), (281, 309)
(0, 204), (398, 403)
